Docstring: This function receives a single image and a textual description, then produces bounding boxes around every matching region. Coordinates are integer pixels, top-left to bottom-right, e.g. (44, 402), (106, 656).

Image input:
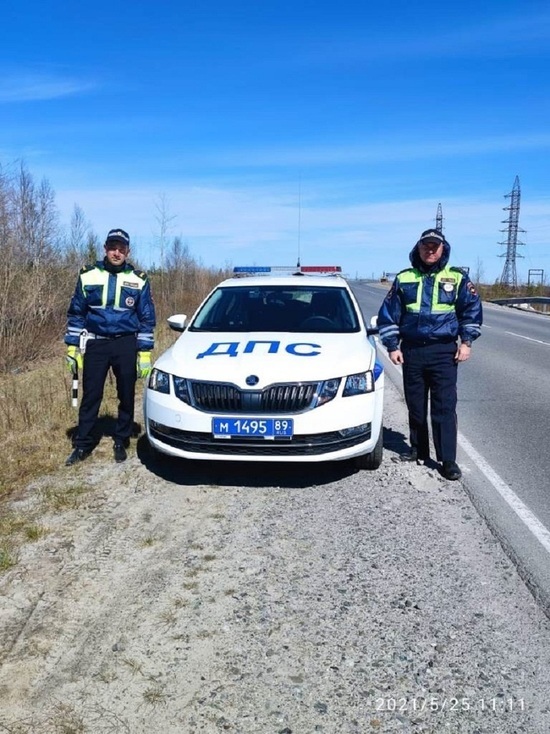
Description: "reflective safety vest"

(377, 265), (482, 350)
(65, 260), (156, 351)
(396, 266), (464, 315)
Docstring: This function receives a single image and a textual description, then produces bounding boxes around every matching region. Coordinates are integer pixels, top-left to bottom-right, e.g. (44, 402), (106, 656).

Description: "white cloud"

(55, 182), (548, 283)
(201, 134), (550, 168)
(298, 11), (550, 66)
(0, 72), (95, 103)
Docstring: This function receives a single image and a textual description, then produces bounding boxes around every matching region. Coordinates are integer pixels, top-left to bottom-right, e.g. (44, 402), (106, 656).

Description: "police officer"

(65, 228), (156, 466)
(377, 228), (482, 480)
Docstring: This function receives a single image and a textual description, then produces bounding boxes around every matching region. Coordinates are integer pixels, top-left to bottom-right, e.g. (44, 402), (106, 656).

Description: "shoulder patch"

(134, 269), (148, 280)
(79, 264), (95, 275)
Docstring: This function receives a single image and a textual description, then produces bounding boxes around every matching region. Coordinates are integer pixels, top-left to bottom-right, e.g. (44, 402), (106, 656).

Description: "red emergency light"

(300, 266), (342, 273)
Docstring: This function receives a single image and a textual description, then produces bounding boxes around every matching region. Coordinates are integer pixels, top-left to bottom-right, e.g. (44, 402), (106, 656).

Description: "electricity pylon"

(435, 203), (443, 233)
(499, 176), (525, 288)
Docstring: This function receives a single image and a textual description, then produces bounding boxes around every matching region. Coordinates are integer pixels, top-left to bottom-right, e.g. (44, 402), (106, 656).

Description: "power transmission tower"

(499, 175), (525, 288)
(435, 202), (443, 233)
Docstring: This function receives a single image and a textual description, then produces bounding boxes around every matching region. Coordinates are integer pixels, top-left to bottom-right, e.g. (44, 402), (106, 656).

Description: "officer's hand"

(66, 345), (83, 374)
(455, 343), (471, 363)
(389, 349), (404, 365)
(137, 351), (153, 379)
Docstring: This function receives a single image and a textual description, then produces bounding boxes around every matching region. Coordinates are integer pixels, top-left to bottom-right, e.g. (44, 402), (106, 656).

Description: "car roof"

(216, 275), (351, 289)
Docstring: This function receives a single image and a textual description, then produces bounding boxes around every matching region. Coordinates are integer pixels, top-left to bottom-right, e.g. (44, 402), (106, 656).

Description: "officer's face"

(105, 242), (129, 266)
(418, 242), (444, 266)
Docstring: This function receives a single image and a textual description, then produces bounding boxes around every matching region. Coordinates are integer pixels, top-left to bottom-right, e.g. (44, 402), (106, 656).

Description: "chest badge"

(125, 296), (135, 307)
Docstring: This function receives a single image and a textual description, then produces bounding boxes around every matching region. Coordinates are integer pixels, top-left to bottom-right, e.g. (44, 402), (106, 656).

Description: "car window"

(190, 285), (361, 333)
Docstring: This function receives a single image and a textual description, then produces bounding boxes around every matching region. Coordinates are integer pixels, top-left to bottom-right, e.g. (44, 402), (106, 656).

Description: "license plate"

(212, 417), (294, 439)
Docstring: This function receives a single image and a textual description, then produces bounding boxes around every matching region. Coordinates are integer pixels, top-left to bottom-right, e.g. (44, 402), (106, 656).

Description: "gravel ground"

(1, 379), (550, 733)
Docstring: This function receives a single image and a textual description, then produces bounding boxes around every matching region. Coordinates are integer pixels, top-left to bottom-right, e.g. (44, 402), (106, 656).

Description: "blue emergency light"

(233, 266), (272, 273)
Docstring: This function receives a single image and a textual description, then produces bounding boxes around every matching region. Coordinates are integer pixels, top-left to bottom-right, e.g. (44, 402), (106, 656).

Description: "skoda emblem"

(246, 375), (259, 386)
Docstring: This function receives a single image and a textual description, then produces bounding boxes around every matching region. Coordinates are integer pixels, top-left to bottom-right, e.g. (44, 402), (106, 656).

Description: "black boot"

(65, 448), (91, 466)
(113, 443), (127, 463)
(442, 461), (462, 480)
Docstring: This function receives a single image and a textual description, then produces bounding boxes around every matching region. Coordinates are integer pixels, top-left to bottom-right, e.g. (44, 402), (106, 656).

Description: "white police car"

(144, 266), (384, 469)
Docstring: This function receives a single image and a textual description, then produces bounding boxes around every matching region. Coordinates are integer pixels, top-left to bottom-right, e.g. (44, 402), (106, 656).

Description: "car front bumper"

(144, 379), (384, 464)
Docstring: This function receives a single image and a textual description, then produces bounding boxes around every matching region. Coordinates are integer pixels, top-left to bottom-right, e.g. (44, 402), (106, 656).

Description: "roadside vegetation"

(478, 281), (550, 313)
(0, 160), (228, 563)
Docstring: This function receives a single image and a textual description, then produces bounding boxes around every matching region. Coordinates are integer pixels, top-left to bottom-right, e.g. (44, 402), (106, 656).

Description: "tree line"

(0, 161), (228, 373)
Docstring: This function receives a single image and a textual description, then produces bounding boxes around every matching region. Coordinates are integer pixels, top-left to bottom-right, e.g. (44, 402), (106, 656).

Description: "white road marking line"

(505, 331), (550, 346)
(458, 433), (550, 555)
(381, 347), (550, 556)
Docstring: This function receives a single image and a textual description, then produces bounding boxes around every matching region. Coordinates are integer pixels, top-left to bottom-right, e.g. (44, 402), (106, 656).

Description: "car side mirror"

(366, 315), (379, 337)
(167, 314), (188, 332)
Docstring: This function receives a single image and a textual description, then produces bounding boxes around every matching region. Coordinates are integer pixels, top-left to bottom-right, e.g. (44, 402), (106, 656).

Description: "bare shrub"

(0, 161), (231, 505)
(150, 235), (230, 324)
(0, 162), (74, 372)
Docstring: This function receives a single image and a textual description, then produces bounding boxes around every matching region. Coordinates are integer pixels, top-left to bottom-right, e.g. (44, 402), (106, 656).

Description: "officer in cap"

(64, 228), (156, 465)
(377, 228), (482, 480)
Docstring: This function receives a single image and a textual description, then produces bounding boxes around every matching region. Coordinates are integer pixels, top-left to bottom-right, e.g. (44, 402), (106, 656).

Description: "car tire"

(145, 435), (160, 459)
(354, 428), (383, 470)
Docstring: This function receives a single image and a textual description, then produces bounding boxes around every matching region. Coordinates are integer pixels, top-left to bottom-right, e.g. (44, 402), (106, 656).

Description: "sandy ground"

(1, 379), (550, 734)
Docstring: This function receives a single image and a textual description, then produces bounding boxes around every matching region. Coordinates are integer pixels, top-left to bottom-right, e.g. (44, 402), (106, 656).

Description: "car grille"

(149, 423), (371, 456)
(189, 381), (319, 414)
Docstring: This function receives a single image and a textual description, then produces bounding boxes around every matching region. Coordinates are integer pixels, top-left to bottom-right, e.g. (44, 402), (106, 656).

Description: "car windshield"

(190, 285), (361, 333)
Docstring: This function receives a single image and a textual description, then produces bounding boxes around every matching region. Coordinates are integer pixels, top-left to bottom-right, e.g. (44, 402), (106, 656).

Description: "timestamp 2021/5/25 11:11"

(371, 697), (526, 713)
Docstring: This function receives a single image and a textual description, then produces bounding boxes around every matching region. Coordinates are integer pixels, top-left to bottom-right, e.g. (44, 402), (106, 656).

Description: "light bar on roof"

(233, 265), (341, 275)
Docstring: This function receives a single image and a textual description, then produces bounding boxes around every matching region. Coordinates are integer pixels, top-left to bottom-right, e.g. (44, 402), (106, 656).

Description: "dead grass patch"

(141, 685), (166, 706)
(40, 481), (94, 512)
(0, 543), (17, 571)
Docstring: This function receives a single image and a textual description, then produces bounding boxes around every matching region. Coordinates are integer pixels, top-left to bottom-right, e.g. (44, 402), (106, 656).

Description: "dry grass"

(0, 268), (225, 502)
(142, 685), (166, 706)
(40, 481), (94, 512)
(0, 359), (118, 501)
(0, 265), (228, 572)
(0, 356), (139, 570)
(0, 544), (17, 572)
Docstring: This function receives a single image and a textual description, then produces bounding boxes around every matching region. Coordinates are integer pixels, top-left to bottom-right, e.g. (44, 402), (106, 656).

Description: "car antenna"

(296, 174), (301, 268)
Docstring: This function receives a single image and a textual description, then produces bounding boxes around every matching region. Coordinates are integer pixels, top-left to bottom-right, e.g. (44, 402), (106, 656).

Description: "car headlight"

(149, 368), (170, 394)
(317, 378), (341, 406)
(173, 376), (191, 405)
(343, 371), (374, 396)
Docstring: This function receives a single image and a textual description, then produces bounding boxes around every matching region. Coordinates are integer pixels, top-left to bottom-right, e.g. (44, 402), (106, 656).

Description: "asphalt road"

(353, 281), (550, 613)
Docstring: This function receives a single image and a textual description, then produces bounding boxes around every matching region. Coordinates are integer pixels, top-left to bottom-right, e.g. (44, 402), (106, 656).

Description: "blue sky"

(2, 0), (550, 282)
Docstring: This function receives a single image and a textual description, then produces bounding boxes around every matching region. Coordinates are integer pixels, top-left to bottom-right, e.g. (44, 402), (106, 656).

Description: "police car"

(144, 266), (384, 469)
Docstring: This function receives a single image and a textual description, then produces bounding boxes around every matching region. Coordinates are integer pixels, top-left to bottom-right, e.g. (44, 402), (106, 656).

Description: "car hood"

(155, 331), (375, 388)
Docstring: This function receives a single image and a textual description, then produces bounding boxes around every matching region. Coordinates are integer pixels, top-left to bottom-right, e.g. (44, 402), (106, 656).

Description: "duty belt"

(88, 333), (134, 340)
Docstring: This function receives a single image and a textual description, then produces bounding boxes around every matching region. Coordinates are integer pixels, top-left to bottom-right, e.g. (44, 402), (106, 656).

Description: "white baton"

(71, 372), (78, 408)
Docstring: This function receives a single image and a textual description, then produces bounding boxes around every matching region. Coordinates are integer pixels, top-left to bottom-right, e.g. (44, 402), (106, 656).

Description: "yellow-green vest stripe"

(397, 267), (462, 314)
(80, 269), (110, 307)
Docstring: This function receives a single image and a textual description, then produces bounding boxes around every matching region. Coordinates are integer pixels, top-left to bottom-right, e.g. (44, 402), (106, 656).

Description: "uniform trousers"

(74, 334), (137, 451)
(401, 341), (458, 462)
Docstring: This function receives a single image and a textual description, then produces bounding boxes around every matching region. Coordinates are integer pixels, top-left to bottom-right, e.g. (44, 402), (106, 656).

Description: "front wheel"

(354, 428), (383, 470)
